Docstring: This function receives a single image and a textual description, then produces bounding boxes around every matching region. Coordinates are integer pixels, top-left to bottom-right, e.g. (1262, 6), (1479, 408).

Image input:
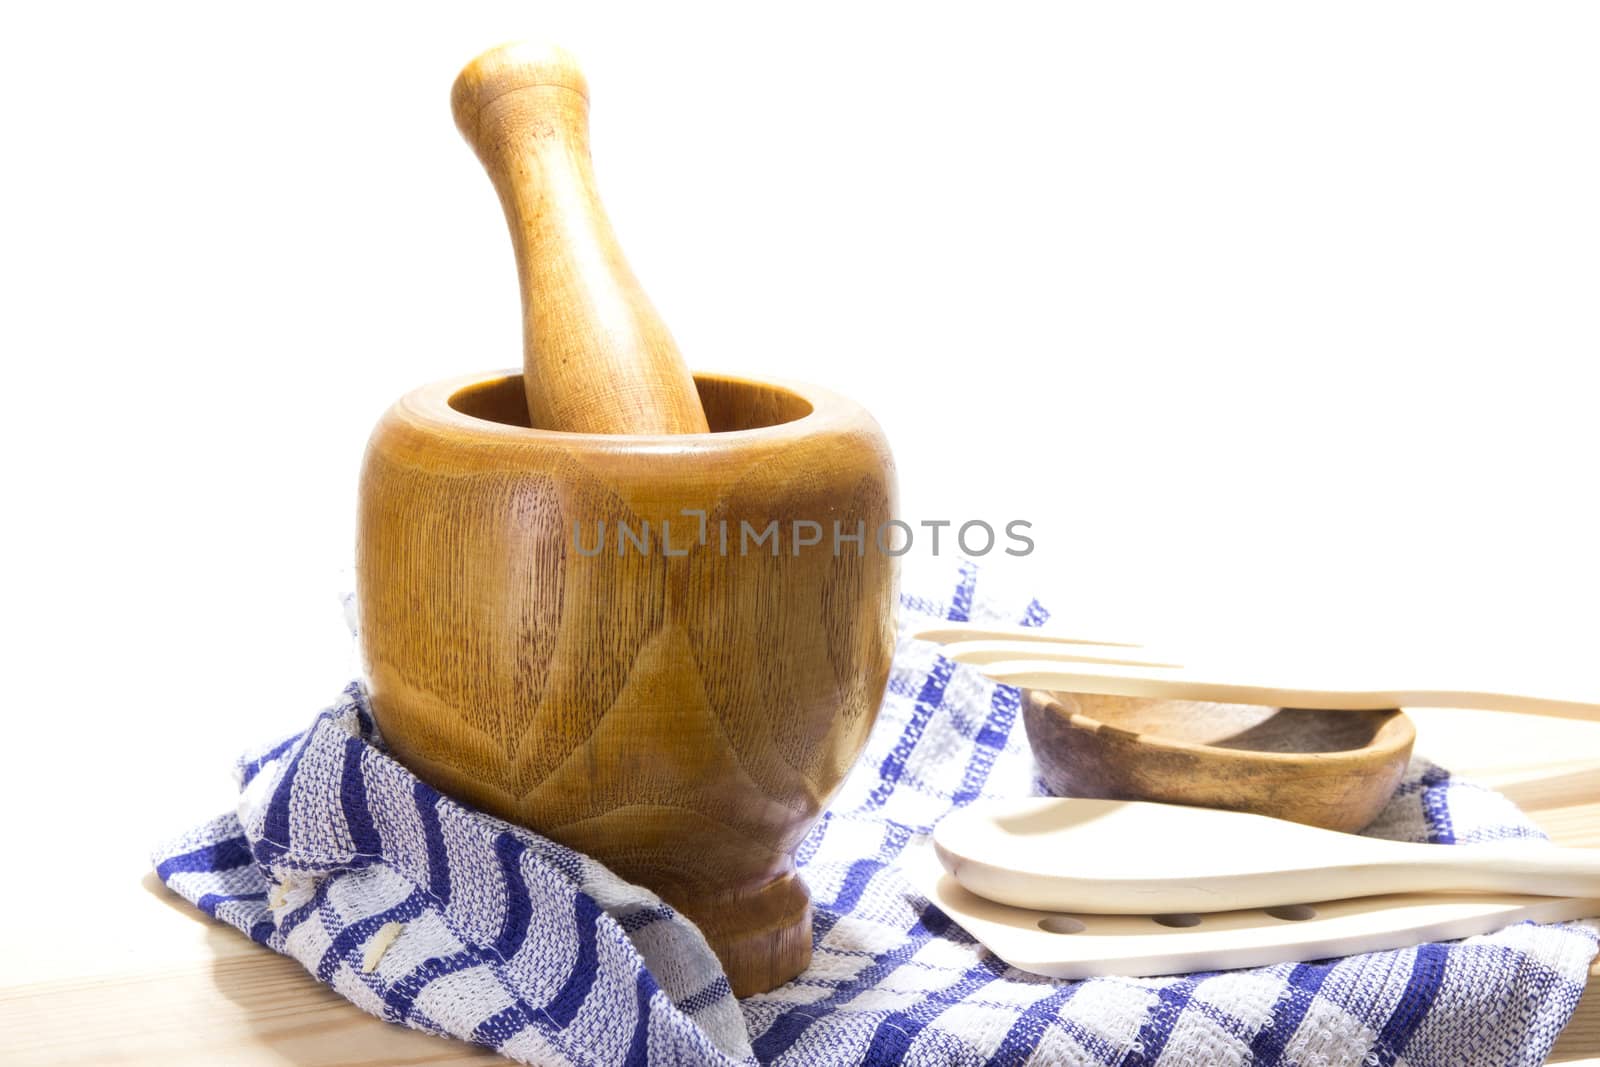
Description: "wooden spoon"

(934, 796), (1600, 914)
(452, 42), (710, 434)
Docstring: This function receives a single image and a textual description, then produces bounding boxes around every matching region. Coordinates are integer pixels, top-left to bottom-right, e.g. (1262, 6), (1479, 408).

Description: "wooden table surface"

(2, 706), (1595, 1066)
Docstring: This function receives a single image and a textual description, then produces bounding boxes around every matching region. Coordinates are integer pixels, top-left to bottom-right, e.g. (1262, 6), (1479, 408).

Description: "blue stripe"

(1373, 943), (1450, 1066)
(155, 835), (253, 881)
(856, 563), (977, 813)
(751, 901), (959, 1061)
(825, 858), (887, 913)
(543, 892), (603, 1026)
(1056, 1014), (1125, 1064)
(950, 682), (1022, 807)
(796, 811), (832, 865)
(414, 781), (452, 905)
(1181, 994), (1263, 1045)
(899, 592), (950, 617)
(861, 656), (955, 809)
(1419, 768), (1457, 844)
(880, 820), (915, 856)
(887, 674), (921, 698)
(195, 891), (269, 915)
(617, 904), (675, 934)
(621, 969), (653, 1067)
(984, 982), (1082, 1065)
(260, 734), (311, 851)
(1121, 976), (1217, 1066)
(933, 595), (1045, 808)
(678, 975), (733, 1015)
(405, 1007), (446, 1037)
(314, 887), (429, 983)
(472, 1002), (532, 1047)
(1251, 962), (1333, 1066)
(974, 683), (1020, 750)
(492, 833), (532, 960)
(240, 734), (297, 787)
(381, 948), (482, 1023)
(467, 893), (607, 1048)
(860, 954), (1008, 1063)
(525, 838), (586, 882)
(341, 737), (382, 857)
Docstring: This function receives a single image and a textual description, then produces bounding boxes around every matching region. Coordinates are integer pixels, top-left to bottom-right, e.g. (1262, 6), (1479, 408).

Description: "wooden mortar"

(357, 369), (897, 995)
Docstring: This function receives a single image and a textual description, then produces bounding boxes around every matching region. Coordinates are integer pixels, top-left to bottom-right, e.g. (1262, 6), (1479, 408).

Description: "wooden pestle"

(451, 42), (710, 435)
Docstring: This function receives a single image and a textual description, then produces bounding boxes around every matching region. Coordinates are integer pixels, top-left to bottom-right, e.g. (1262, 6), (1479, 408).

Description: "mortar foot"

(676, 871), (813, 998)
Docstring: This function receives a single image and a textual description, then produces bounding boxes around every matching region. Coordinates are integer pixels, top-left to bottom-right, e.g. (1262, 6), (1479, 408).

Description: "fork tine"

(910, 623), (1143, 649)
(943, 640), (1183, 670)
(971, 659), (1394, 711)
(973, 659), (1270, 705)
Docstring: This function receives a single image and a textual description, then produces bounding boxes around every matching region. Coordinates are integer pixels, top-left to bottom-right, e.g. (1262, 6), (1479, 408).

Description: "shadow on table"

(140, 871), (501, 1065)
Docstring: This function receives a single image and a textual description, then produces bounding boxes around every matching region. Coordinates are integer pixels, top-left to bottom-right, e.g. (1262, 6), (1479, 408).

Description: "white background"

(2, 2), (1597, 947)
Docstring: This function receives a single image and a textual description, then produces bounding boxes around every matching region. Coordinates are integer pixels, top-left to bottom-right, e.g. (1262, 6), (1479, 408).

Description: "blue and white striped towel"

(155, 559), (1598, 1066)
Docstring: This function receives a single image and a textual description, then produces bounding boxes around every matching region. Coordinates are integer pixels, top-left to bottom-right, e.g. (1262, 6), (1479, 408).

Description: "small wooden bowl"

(1021, 691), (1415, 832)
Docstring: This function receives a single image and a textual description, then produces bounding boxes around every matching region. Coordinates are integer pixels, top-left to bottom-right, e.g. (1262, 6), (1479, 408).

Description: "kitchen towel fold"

(154, 558), (1598, 1066)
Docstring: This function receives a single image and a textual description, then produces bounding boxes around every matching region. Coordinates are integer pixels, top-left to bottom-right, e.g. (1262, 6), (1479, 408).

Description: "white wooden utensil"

(911, 623), (1600, 720)
(934, 797), (1600, 914)
(901, 843), (1600, 980)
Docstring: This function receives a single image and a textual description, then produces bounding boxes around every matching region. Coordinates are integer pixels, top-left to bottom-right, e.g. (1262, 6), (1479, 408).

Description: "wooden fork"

(911, 623), (1600, 721)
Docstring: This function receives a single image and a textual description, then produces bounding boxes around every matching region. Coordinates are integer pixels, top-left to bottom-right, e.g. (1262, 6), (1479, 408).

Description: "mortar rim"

(390, 368), (874, 447)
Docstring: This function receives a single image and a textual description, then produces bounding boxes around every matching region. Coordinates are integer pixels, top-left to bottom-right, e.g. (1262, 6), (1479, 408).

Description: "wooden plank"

(1552, 993), (1600, 1066)
(0, 953), (504, 1067)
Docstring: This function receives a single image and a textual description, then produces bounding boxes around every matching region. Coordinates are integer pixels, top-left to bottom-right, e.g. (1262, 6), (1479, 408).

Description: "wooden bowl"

(357, 370), (897, 995)
(1021, 690), (1415, 832)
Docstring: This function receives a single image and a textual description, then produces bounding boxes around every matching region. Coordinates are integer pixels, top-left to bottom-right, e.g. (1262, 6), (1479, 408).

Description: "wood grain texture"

(1557, 1000), (1600, 1065)
(357, 370), (897, 995)
(451, 42), (709, 435)
(1023, 690), (1415, 832)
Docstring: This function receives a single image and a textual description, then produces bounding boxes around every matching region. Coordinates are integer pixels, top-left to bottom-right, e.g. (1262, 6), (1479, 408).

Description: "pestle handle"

(452, 42), (710, 435)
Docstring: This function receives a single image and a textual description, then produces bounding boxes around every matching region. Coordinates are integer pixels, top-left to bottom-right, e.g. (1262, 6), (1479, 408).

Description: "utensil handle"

(452, 42), (710, 435)
(978, 662), (1600, 722)
(1408, 688), (1600, 721)
(1418, 843), (1600, 898)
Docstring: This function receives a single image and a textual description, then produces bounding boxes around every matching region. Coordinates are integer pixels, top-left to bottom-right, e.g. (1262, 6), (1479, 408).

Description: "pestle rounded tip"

(451, 40), (590, 137)
(448, 38), (711, 435)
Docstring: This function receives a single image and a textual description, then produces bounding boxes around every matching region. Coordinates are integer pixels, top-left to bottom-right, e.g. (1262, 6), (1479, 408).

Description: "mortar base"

(675, 871), (813, 998)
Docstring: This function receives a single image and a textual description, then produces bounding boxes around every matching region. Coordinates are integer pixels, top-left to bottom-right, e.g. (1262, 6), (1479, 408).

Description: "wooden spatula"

(902, 842), (1600, 980)
(934, 797), (1600, 914)
(452, 42), (709, 434)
